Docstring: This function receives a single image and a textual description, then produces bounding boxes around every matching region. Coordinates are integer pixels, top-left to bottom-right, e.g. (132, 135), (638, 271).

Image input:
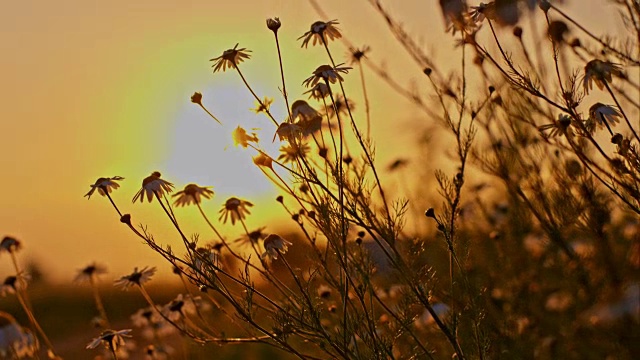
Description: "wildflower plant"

(66, 0), (640, 358)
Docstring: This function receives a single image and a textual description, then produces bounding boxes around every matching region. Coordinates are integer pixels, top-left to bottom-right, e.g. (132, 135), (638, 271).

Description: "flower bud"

(191, 92), (203, 105)
(120, 214), (132, 225)
(425, 208), (436, 218)
(267, 17), (281, 33)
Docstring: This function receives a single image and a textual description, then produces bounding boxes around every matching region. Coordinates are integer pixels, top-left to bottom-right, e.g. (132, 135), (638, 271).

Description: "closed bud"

(120, 214), (132, 225)
(425, 208), (436, 218)
(266, 17), (281, 33)
(190, 92), (203, 105)
(513, 26), (523, 38)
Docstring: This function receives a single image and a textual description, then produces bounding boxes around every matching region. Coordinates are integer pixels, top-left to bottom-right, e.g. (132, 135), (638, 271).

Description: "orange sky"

(1, 0), (617, 283)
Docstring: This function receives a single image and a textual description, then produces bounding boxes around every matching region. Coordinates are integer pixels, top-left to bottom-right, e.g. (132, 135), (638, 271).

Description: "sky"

(0, 0), (618, 283)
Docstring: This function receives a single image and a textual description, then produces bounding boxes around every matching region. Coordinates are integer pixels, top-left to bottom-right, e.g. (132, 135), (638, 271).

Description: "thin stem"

(105, 192), (123, 217)
(357, 61), (372, 140)
(199, 104), (223, 125)
(273, 33), (292, 120)
(15, 290), (58, 358)
(604, 81), (640, 143)
(234, 65), (279, 127)
(154, 192), (193, 255)
(90, 276), (111, 328)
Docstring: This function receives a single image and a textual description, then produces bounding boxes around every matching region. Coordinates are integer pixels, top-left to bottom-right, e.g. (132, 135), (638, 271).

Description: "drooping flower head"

(583, 59), (622, 93)
(0, 236), (21, 254)
(210, 43), (252, 73)
(275, 122), (302, 142)
(441, 0), (475, 33)
(303, 64), (351, 88)
(290, 100), (320, 121)
(114, 267), (156, 289)
(299, 20), (342, 48)
(304, 83), (331, 100)
(262, 234), (292, 261)
(85, 176), (124, 199)
(74, 262), (108, 283)
(469, 2), (496, 23)
(548, 20), (569, 44)
(219, 197), (253, 225)
(172, 184), (214, 207)
(588, 103), (621, 132)
(132, 171), (174, 203)
(235, 227), (267, 246)
(232, 126), (259, 148)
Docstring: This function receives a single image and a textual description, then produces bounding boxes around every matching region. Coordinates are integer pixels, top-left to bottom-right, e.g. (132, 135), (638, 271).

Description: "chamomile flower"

(1, 274), (29, 296)
(290, 100), (320, 121)
(469, 2), (496, 23)
(74, 262), (108, 283)
(304, 83), (330, 100)
(278, 142), (310, 164)
(317, 285), (332, 299)
(172, 184), (214, 207)
(275, 122), (302, 142)
(262, 234), (292, 261)
(348, 46), (370, 64)
(232, 126), (259, 148)
(252, 153), (273, 170)
(162, 294), (198, 322)
(299, 20), (342, 48)
(192, 246), (220, 273)
(583, 59), (622, 93)
(252, 97), (273, 114)
(132, 172), (174, 203)
(303, 64), (351, 88)
(589, 103), (621, 132)
(210, 44), (252, 73)
(297, 115), (323, 137)
(219, 197), (253, 225)
(538, 114), (574, 138)
(1, 277), (18, 296)
(235, 227), (267, 246)
(84, 176), (124, 199)
(114, 267), (156, 289)
(0, 312), (38, 358)
(130, 307), (159, 328)
(0, 236), (21, 254)
(440, 0), (467, 27)
(325, 94), (354, 119)
(86, 329), (132, 352)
